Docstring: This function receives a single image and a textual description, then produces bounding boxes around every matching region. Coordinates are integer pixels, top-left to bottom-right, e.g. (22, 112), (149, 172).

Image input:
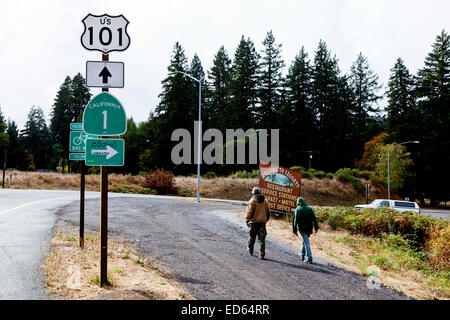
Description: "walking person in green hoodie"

(292, 197), (319, 264)
(246, 187), (271, 260)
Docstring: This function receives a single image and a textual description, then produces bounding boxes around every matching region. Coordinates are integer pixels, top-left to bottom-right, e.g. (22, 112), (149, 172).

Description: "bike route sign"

(70, 131), (98, 152)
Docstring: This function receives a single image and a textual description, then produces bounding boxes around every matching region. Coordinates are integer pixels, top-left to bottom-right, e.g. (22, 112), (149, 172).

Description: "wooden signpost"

(81, 13), (130, 287)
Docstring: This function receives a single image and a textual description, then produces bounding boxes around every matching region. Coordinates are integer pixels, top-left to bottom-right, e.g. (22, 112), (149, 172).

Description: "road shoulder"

(43, 222), (193, 300)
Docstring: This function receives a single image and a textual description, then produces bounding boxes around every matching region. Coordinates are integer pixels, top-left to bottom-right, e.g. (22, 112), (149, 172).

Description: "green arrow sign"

(85, 138), (124, 166)
(70, 123), (83, 131)
(70, 131), (98, 152)
(83, 92), (127, 136)
(69, 153), (86, 160)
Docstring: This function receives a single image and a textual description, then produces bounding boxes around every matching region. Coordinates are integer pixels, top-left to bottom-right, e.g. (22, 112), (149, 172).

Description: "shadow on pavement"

(262, 258), (334, 275)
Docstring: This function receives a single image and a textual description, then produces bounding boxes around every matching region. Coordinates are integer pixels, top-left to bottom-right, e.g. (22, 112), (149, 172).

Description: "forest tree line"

(0, 30), (449, 204)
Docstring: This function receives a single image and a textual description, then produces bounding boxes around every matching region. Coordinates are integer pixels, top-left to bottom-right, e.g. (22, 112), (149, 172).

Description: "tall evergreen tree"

(349, 53), (382, 144)
(415, 30), (450, 205)
(152, 42), (195, 172)
(386, 58), (417, 140)
(21, 106), (51, 169)
(229, 36), (260, 129)
(71, 73), (91, 121)
(281, 46), (315, 165)
(6, 120), (27, 170)
(310, 40), (355, 170)
(50, 74), (90, 172)
(258, 31), (285, 128)
(206, 46), (232, 131)
(189, 53), (208, 125)
(0, 106), (8, 150)
(50, 76), (72, 171)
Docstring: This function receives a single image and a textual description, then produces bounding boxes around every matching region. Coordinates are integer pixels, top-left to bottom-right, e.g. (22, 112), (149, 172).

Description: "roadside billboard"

(259, 162), (301, 214)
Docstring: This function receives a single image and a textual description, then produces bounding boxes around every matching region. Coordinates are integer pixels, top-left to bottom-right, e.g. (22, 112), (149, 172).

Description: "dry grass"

(176, 176), (386, 205)
(5, 171), (146, 192)
(234, 209), (448, 300)
(44, 225), (192, 300)
(6, 170), (385, 205)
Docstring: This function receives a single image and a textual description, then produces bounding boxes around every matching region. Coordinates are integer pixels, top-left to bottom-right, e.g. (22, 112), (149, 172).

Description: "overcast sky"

(0, 0), (449, 129)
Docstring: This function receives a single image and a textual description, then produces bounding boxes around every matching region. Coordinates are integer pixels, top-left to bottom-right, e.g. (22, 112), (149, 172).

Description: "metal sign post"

(69, 123), (86, 248)
(80, 161), (85, 248)
(2, 150), (6, 188)
(366, 184), (370, 204)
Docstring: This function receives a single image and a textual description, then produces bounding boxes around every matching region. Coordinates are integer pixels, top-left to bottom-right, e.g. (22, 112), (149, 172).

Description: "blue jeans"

(300, 233), (312, 261)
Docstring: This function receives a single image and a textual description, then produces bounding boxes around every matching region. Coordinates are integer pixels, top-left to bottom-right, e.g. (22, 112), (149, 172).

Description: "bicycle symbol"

(73, 136), (83, 145)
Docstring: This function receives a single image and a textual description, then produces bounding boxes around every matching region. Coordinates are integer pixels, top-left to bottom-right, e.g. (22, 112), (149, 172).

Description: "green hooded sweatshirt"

(292, 197), (319, 235)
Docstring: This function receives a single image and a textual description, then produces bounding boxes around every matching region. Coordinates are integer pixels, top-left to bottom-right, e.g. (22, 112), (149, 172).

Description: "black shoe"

(259, 255), (265, 260)
(247, 247), (253, 256)
(306, 259), (313, 264)
(301, 255), (305, 261)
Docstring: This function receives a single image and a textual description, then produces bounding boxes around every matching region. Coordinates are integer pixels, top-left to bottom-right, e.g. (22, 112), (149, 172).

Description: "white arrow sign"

(91, 145), (118, 159)
(86, 61), (124, 88)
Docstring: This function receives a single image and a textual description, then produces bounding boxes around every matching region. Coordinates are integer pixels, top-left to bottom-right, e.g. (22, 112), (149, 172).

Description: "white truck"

(355, 199), (421, 213)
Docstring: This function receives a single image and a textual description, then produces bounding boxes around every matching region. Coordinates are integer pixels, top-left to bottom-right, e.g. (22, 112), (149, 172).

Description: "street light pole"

(171, 70), (203, 202)
(387, 140), (420, 200)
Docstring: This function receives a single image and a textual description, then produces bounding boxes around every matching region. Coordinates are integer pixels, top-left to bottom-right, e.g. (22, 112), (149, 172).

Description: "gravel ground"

(57, 197), (410, 300)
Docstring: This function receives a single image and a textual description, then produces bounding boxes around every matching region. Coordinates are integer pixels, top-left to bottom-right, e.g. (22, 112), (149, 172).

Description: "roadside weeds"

(43, 225), (193, 300)
(235, 209), (449, 300)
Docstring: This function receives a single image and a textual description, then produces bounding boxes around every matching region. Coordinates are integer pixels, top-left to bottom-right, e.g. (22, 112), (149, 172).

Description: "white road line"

(0, 197), (71, 217)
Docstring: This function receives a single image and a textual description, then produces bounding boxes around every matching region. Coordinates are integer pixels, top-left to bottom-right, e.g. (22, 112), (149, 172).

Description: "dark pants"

(248, 222), (267, 257)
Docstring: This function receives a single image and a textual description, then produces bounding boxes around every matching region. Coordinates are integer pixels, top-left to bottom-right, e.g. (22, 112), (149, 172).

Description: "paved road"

(0, 189), (156, 299)
(57, 196), (408, 300)
(1, 189), (412, 300)
(421, 209), (450, 221)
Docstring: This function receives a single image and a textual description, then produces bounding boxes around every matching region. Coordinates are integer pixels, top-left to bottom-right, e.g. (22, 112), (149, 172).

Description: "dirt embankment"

(4, 171), (387, 206)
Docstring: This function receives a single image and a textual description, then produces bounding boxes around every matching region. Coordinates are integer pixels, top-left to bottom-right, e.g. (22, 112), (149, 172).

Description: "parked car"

(355, 199), (421, 213)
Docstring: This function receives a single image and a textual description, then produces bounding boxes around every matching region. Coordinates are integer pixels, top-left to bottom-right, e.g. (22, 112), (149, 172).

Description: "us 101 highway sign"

(83, 92), (127, 136)
(85, 138), (124, 166)
(86, 61), (124, 88)
(81, 14), (130, 54)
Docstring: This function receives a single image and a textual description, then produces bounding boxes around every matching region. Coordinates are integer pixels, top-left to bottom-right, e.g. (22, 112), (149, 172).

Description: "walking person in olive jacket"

(246, 187), (271, 260)
(292, 197), (319, 264)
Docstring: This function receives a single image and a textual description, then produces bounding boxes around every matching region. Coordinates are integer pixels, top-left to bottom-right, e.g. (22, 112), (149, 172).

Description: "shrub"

(335, 172), (353, 183)
(317, 207), (448, 252)
(87, 167), (100, 174)
(335, 168), (353, 176)
(314, 170), (326, 179)
(203, 171), (216, 179)
(426, 224), (450, 271)
(290, 166), (305, 172)
(326, 173), (334, 180)
(230, 169), (259, 179)
(301, 171), (313, 179)
(351, 178), (364, 192)
(143, 168), (176, 194)
(359, 170), (372, 180)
